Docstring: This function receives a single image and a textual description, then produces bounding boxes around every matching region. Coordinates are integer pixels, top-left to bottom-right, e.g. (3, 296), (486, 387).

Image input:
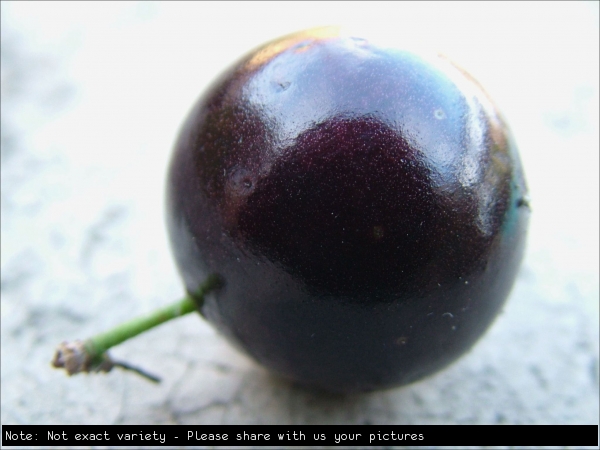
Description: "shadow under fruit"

(165, 28), (530, 393)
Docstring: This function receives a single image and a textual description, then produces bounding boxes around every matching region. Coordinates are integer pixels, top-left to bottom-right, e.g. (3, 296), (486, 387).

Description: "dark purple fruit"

(166, 28), (529, 393)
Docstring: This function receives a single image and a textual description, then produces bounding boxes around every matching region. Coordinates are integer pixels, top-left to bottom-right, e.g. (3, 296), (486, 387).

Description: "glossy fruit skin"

(166, 29), (529, 393)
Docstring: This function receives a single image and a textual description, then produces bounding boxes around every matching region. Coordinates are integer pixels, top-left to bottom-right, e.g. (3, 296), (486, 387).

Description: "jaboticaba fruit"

(166, 27), (530, 393)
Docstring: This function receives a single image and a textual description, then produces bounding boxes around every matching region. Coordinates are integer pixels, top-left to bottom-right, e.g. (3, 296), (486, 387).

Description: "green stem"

(52, 274), (222, 382)
(85, 294), (197, 361)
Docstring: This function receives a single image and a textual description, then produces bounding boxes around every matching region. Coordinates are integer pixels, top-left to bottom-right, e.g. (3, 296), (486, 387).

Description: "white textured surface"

(1, 1), (598, 433)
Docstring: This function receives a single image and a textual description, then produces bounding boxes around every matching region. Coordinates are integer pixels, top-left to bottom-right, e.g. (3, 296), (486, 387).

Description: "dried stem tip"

(52, 340), (97, 375)
(51, 274), (222, 383)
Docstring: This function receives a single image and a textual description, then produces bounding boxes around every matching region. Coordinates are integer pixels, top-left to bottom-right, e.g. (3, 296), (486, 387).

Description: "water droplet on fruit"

(434, 108), (446, 120)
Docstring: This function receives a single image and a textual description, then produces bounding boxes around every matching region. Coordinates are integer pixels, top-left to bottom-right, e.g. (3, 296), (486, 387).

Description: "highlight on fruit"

(53, 27), (529, 393)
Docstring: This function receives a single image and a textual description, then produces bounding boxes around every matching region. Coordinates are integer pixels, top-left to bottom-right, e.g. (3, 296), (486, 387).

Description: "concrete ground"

(1, 1), (598, 446)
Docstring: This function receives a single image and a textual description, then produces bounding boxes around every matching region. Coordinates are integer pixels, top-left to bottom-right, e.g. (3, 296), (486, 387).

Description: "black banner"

(1, 424), (598, 447)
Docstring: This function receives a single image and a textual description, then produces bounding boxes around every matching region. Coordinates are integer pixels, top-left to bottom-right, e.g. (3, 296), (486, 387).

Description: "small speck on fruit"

(274, 80), (291, 92)
(395, 336), (408, 345)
